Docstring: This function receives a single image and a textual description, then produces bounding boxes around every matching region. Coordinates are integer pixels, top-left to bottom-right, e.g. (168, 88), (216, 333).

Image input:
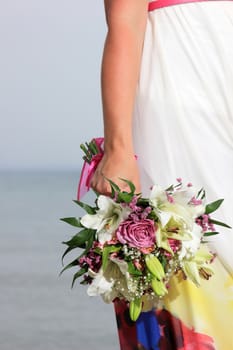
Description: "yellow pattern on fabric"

(163, 258), (233, 349)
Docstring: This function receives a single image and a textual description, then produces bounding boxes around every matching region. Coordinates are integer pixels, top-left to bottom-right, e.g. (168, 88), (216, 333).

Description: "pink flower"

(133, 259), (143, 270)
(168, 238), (181, 253)
(196, 214), (216, 232)
(166, 194), (174, 203)
(116, 218), (156, 251)
(78, 249), (102, 272)
(190, 196), (203, 205)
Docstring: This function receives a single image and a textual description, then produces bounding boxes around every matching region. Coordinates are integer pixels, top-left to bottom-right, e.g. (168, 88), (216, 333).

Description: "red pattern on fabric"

(114, 301), (216, 350)
(114, 299), (139, 350)
(157, 309), (215, 349)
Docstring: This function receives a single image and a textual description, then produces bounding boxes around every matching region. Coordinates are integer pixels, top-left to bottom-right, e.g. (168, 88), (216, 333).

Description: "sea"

(0, 171), (119, 350)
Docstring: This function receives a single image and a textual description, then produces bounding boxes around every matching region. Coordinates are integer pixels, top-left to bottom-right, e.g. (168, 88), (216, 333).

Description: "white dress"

(131, 1), (233, 348)
(133, 0), (233, 273)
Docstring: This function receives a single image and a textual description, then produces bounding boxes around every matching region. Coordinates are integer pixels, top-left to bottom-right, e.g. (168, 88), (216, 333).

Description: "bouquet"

(60, 139), (231, 321)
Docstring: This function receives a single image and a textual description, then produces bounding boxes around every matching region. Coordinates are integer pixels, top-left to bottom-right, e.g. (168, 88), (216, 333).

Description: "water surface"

(0, 171), (119, 350)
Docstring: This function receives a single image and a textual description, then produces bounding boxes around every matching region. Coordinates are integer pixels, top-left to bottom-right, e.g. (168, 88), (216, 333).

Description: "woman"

(91, 0), (233, 349)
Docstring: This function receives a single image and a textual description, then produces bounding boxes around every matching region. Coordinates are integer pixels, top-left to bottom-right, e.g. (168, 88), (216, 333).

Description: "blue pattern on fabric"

(136, 310), (160, 349)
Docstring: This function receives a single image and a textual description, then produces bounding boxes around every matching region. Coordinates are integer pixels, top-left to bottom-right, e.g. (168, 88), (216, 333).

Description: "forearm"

(102, 1), (148, 155)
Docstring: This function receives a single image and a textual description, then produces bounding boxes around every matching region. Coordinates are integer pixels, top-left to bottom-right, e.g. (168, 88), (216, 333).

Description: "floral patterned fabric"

(115, 259), (233, 349)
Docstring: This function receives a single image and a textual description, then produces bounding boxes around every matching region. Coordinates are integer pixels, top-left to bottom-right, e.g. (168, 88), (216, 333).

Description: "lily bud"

(129, 298), (142, 321)
(151, 278), (168, 296)
(145, 254), (165, 280)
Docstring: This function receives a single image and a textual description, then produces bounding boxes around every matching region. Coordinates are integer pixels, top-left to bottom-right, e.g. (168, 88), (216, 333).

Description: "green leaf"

(62, 229), (95, 263)
(203, 231), (219, 237)
(117, 192), (134, 203)
(80, 143), (91, 162)
(71, 268), (87, 288)
(77, 232), (95, 261)
(160, 254), (168, 269)
(60, 258), (79, 275)
(119, 178), (136, 194)
(209, 218), (232, 229)
(201, 190), (206, 200)
(137, 197), (150, 208)
(94, 246), (102, 255)
(147, 210), (159, 221)
(61, 246), (75, 263)
(73, 200), (96, 214)
(106, 179), (120, 198)
(205, 199), (224, 214)
(89, 139), (99, 155)
(61, 243), (83, 263)
(197, 188), (205, 200)
(127, 261), (142, 276)
(60, 217), (83, 228)
(165, 184), (174, 192)
(63, 229), (94, 248)
(102, 245), (121, 271)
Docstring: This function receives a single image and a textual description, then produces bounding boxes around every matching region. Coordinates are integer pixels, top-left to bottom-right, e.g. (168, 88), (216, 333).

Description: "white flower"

(181, 248), (214, 287)
(172, 186), (205, 218)
(87, 267), (115, 301)
(172, 186), (196, 205)
(179, 223), (203, 260)
(149, 184), (205, 229)
(87, 256), (136, 303)
(149, 185), (193, 228)
(149, 185), (167, 212)
(110, 256), (129, 277)
(80, 195), (131, 244)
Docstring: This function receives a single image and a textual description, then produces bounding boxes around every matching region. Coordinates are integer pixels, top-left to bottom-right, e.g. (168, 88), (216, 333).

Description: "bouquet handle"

(77, 137), (104, 200)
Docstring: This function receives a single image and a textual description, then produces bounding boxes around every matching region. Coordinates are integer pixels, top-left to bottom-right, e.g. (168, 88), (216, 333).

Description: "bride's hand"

(90, 151), (141, 196)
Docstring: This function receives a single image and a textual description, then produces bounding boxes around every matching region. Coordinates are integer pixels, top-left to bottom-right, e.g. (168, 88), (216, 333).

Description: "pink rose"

(116, 218), (156, 250)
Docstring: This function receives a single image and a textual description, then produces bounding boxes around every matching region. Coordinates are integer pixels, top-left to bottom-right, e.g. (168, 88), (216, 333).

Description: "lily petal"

(80, 213), (102, 229)
(182, 261), (201, 286)
(110, 256), (129, 275)
(97, 195), (113, 212)
(87, 268), (114, 296)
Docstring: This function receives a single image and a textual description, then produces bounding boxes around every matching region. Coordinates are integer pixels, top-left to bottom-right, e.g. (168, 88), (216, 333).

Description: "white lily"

(182, 260), (201, 286)
(87, 267), (115, 301)
(87, 254), (139, 303)
(156, 218), (192, 254)
(179, 223), (203, 259)
(181, 247), (214, 286)
(110, 256), (129, 277)
(173, 187), (195, 203)
(80, 195), (131, 244)
(172, 186), (206, 218)
(149, 185), (194, 229)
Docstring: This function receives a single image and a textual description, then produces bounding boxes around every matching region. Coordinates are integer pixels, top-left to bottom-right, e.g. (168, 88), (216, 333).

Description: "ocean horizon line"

(0, 167), (81, 173)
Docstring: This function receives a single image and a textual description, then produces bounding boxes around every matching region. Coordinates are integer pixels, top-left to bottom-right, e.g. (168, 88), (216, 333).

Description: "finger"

(90, 175), (111, 196)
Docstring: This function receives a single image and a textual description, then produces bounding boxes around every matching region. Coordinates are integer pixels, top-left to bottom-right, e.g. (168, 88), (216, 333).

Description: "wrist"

(104, 138), (135, 156)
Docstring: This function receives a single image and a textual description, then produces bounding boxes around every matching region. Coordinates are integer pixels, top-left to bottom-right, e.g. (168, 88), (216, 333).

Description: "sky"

(0, 1), (107, 170)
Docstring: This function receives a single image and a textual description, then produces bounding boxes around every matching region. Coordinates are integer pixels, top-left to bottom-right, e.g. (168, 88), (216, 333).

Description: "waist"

(148, 0), (232, 11)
